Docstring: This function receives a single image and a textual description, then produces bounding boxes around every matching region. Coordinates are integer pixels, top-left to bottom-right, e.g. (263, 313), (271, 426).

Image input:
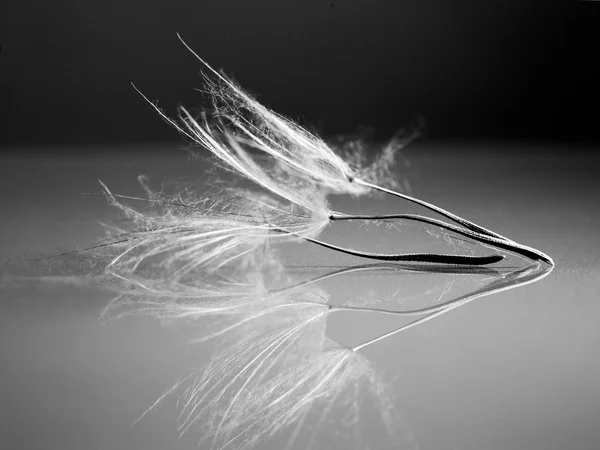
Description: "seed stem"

(330, 210), (554, 266)
(354, 178), (509, 240)
(300, 233), (504, 265)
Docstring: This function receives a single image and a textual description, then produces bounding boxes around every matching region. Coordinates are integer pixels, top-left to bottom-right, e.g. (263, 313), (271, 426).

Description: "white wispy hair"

(95, 177), (332, 283)
(133, 34), (411, 208)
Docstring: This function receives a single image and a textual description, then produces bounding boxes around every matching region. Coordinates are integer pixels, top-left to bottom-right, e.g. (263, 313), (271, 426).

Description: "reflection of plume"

(127, 282), (397, 450)
(104, 249), (551, 450)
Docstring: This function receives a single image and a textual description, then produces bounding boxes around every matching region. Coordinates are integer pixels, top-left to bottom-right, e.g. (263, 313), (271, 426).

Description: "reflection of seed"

(109, 245), (551, 449)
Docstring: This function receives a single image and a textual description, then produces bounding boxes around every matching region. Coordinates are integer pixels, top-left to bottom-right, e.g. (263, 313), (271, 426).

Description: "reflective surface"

(1, 142), (598, 450)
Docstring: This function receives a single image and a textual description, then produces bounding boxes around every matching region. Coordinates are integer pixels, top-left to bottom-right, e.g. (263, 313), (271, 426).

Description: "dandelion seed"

(130, 34), (554, 267)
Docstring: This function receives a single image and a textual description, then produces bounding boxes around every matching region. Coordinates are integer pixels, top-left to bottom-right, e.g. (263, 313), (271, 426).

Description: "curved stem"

(300, 233), (504, 265)
(329, 212), (554, 266)
(354, 178), (510, 241)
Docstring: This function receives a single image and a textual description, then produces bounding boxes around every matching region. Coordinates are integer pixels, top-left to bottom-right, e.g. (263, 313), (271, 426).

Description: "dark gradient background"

(1, 2), (600, 450)
(1, 0), (599, 146)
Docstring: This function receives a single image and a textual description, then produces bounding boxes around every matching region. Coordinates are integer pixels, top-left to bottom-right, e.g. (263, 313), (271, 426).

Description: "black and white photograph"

(1, 1), (599, 449)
